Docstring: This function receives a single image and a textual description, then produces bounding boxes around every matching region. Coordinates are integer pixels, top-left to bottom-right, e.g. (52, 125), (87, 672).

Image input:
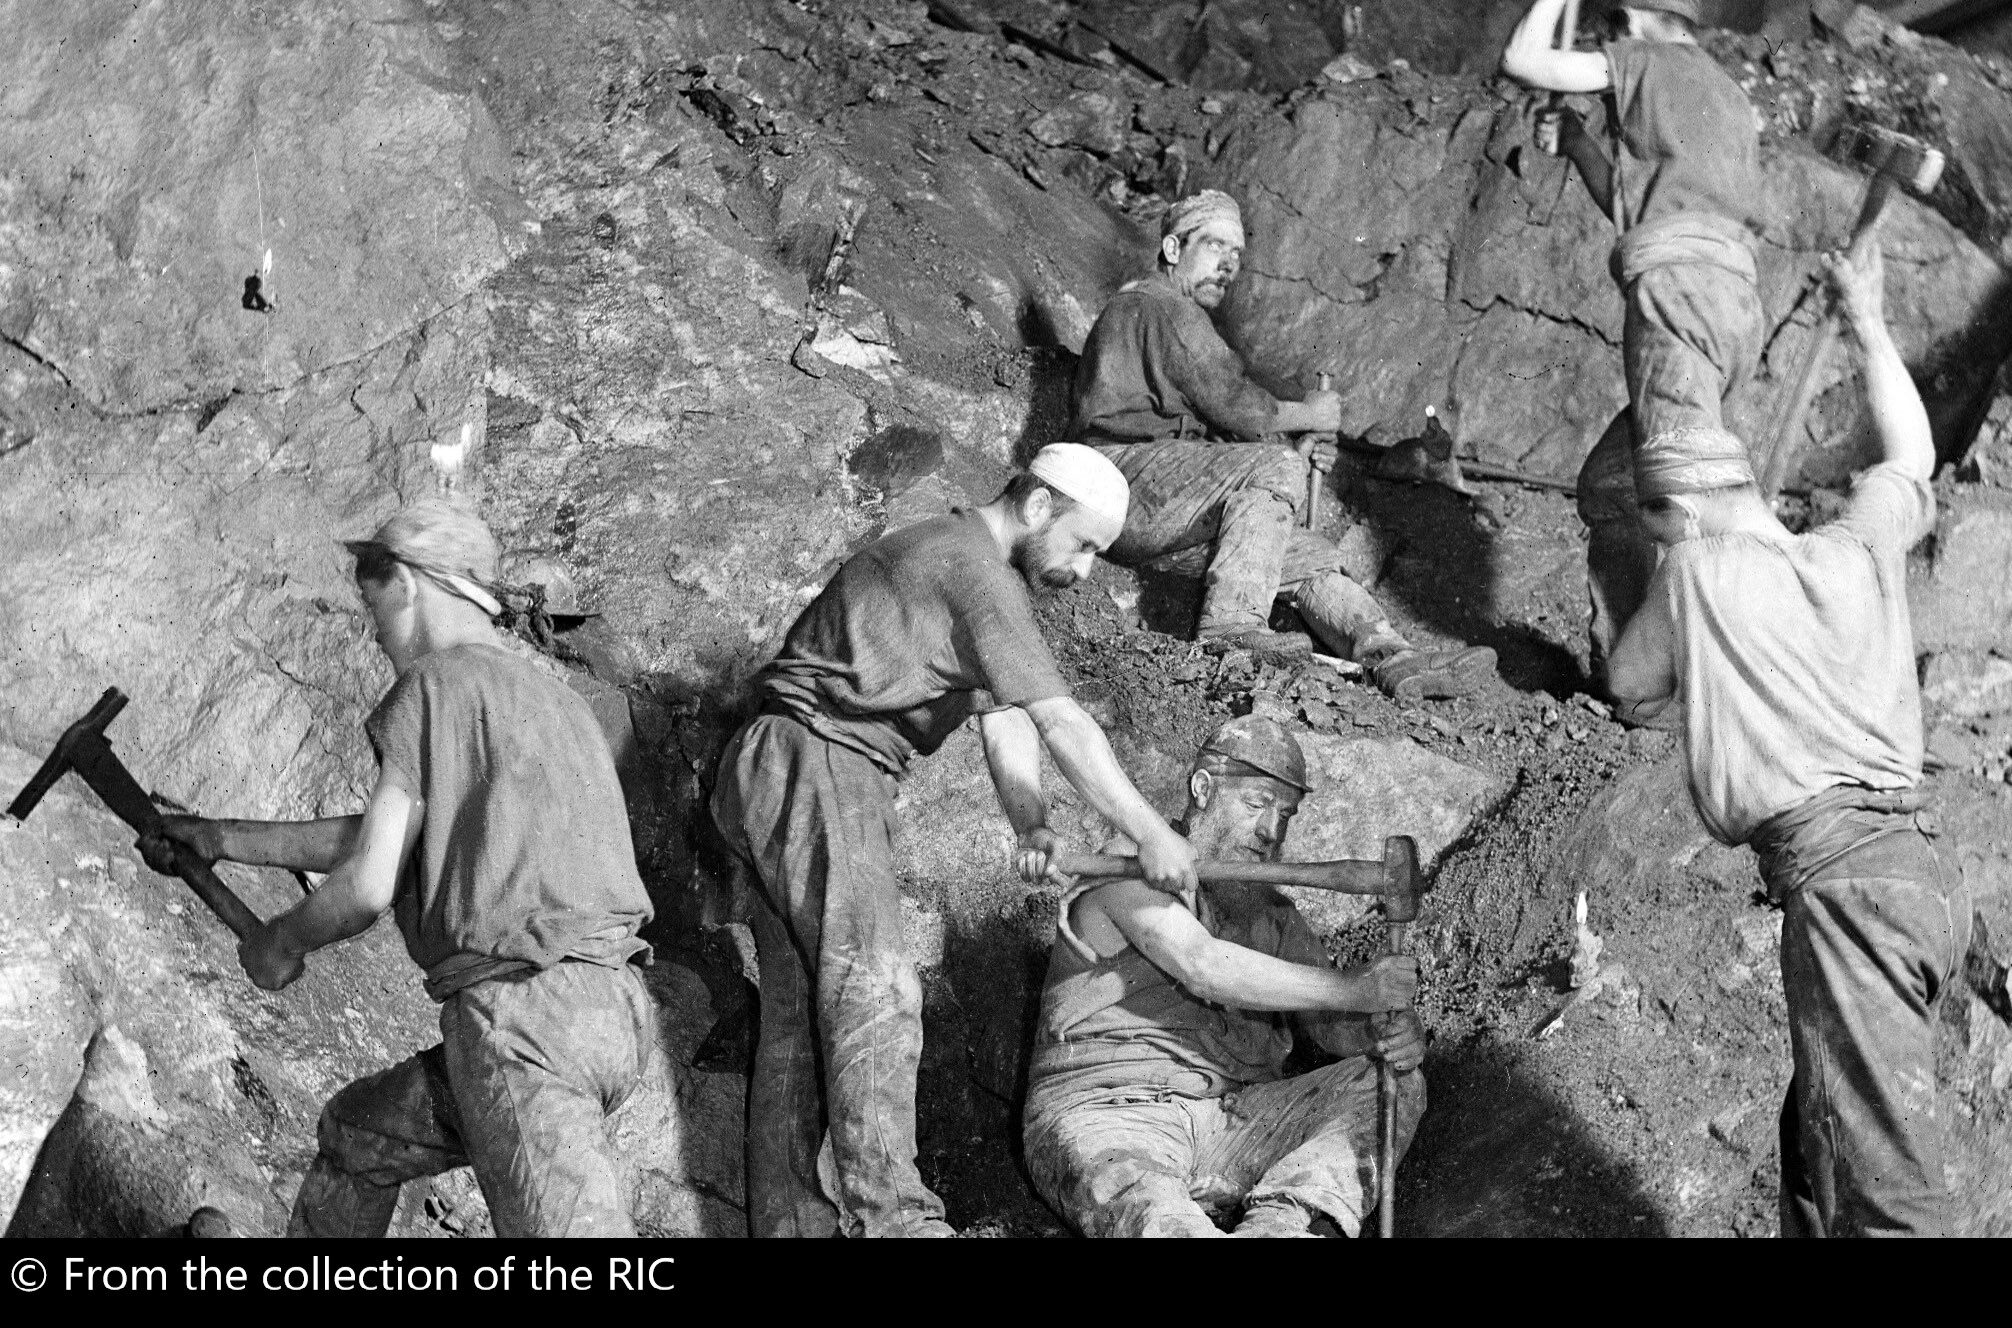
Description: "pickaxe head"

(1846, 124), (1946, 197)
(6, 688), (129, 823)
(1381, 834), (1426, 924)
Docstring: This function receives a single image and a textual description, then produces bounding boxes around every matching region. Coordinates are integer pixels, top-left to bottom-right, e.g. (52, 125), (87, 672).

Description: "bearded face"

(1012, 520), (1085, 591)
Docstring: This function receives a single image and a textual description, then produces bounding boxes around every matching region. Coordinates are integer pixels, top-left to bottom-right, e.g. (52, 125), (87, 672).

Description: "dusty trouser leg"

(441, 961), (655, 1237)
(711, 715), (948, 1237)
(290, 1048), (465, 1237)
(1577, 410), (1658, 685)
(1277, 530), (1409, 662)
(1776, 846), (1971, 1237)
(1195, 1058), (1425, 1237)
(745, 884), (835, 1237)
(1024, 1093), (1222, 1238)
(1583, 262), (1765, 682)
(1096, 441), (1302, 636)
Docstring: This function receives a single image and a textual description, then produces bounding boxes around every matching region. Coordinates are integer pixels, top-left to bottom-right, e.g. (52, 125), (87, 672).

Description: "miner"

(1501, 0), (1764, 706)
(1022, 715), (1424, 1238)
(142, 499), (656, 1237)
(1608, 247), (1968, 1237)
(711, 443), (1200, 1239)
(1070, 188), (1497, 700)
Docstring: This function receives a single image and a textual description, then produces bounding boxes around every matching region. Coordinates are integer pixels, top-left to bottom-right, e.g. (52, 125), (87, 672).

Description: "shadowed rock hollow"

(4, 0), (2012, 1237)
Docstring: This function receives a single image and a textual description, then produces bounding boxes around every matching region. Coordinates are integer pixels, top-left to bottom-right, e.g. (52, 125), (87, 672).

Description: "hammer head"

(5, 688), (129, 822)
(1381, 834), (1426, 924)
(1847, 124), (1946, 196)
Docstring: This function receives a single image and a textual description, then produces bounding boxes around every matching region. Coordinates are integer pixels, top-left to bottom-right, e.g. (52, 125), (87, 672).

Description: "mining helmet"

(1196, 715), (1311, 793)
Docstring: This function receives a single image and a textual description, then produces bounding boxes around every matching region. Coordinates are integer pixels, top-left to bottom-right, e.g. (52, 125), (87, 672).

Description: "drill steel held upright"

(1377, 834), (1423, 1238)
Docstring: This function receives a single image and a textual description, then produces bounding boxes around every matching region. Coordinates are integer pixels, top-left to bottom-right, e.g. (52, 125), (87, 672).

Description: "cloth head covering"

(1161, 189), (1244, 242)
(344, 498), (505, 616)
(1624, 0), (1705, 25)
(1028, 443), (1130, 527)
(1634, 426), (1755, 499)
(1197, 715), (1312, 793)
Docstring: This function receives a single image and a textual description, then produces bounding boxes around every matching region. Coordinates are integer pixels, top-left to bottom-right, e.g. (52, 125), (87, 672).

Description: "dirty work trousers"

(1769, 832), (1971, 1237)
(1094, 439), (1406, 659)
(290, 960), (655, 1237)
(1022, 1057), (1425, 1237)
(1578, 262), (1764, 678)
(710, 712), (948, 1238)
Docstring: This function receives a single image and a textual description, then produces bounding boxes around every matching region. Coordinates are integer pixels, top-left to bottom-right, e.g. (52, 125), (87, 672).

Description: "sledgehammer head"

(1847, 124), (1945, 196)
(5, 688), (129, 823)
(1382, 834), (1425, 925)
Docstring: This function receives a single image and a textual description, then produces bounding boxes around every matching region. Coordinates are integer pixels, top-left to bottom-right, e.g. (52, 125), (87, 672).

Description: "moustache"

(1039, 567), (1079, 589)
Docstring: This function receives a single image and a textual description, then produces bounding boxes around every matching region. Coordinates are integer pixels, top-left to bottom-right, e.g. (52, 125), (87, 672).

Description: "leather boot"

(1372, 645), (1497, 701)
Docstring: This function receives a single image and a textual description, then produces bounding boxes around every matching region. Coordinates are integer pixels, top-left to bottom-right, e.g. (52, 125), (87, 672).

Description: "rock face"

(1200, 72), (2012, 483)
(7, 0), (2012, 1240)
(0, 0), (517, 412)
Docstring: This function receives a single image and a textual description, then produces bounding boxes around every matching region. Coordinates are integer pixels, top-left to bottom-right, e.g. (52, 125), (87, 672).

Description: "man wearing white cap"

(1609, 248), (1969, 1237)
(712, 444), (1200, 1238)
(1072, 189), (1497, 700)
(144, 498), (657, 1236)
(1503, 0), (1765, 696)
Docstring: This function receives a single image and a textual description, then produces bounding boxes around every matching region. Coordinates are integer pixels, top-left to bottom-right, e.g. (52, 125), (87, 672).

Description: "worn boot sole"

(1381, 645), (1497, 701)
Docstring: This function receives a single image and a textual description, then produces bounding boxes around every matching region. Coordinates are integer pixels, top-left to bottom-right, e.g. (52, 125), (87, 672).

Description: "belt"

(1749, 784), (1936, 901)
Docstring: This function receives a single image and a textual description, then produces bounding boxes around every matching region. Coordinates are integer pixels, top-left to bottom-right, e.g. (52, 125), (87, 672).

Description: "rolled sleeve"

(1837, 462), (1936, 557)
(363, 673), (425, 789)
(950, 560), (1071, 707)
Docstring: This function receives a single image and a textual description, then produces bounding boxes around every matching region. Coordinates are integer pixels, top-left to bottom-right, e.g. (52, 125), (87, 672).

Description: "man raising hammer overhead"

(1501, 0), (1764, 708)
(711, 444), (1199, 1238)
(1609, 247), (1970, 1237)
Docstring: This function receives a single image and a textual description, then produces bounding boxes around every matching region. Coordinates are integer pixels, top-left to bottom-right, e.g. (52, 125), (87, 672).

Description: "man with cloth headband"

(1502, 0), (1765, 706)
(145, 498), (657, 1236)
(1608, 247), (1970, 1237)
(1021, 716), (1425, 1238)
(712, 444), (1201, 1237)
(1070, 188), (1498, 701)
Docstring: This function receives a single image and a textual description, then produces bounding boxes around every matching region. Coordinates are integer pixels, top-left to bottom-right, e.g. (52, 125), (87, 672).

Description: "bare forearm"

(1562, 128), (1614, 216)
(1849, 310), (1934, 480)
(1181, 941), (1371, 1013)
(1036, 705), (1168, 847)
(981, 710), (1049, 837)
(212, 817), (361, 873)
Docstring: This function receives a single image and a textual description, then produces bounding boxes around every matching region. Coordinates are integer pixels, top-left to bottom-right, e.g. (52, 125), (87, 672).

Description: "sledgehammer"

(1054, 833), (1423, 901)
(1754, 125), (1945, 498)
(6, 688), (263, 939)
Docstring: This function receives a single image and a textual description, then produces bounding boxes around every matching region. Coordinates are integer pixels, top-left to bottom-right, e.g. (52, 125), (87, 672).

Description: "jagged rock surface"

(1201, 71), (2012, 482)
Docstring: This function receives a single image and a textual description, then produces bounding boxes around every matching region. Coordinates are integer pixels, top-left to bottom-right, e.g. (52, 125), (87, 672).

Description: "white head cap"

(1028, 443), (1129, 527)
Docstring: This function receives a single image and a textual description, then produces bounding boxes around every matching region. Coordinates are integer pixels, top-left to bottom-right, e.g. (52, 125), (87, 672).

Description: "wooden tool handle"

(1052, 850), (1387, 895)
(169, 844), (263, 941)
(1758, 173), (1902, 498)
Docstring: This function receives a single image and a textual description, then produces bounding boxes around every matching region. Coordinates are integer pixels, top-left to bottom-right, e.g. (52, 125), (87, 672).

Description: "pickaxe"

(1056, 834), (1426, 1235)
(1754, 125), (1945, 499)
(6, 688), (262, 939)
